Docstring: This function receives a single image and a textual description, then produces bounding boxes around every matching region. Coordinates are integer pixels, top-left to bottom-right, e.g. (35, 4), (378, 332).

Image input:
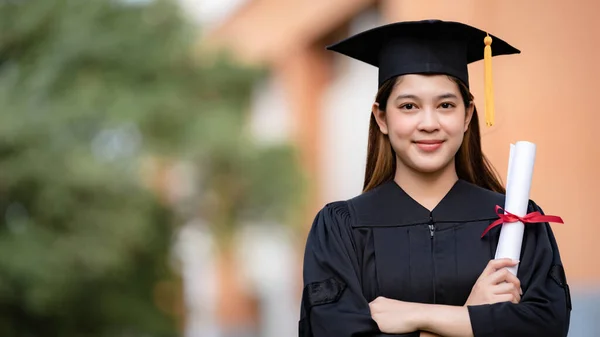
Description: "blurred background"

(0, 0), (598, 336)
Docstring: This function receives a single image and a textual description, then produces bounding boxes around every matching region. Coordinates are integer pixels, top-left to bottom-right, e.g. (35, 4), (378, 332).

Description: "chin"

(394, 147), (456, 175)
(413, 164), (447, 174)
(407, 158), (453, 175)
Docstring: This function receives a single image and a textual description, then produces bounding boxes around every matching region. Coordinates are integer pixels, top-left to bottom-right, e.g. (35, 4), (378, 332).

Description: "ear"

(464, 101), (474, 132)
(372, 102), (389, 135)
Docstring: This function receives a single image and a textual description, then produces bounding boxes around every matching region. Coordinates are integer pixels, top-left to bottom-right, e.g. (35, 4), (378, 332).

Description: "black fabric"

(549, 265), (567, 288)
(304, 278), (347, 307)
(326, 19), (520, 87)
(300, 179), (571, 337)
(300, 278), (347, 337)
(549, 264), (572, 314)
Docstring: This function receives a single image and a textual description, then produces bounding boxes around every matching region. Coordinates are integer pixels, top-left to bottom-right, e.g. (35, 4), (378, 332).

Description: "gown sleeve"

(467, 200), (572, 337)
(299, 201), (420, 337)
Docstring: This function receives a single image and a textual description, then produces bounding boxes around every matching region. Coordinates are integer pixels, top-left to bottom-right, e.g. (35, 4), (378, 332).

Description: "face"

(372, 74), (473, 175)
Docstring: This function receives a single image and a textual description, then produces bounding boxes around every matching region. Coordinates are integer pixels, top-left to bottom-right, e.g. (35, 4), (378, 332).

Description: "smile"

(413, 140), (444, 152)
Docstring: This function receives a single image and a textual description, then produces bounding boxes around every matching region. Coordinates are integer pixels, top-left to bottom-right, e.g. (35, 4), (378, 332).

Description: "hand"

(465, 258), (523, 306)
(369, 296), (420, 334)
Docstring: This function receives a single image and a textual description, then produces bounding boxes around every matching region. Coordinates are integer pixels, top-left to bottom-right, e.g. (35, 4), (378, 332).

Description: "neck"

(394, 159), (459, 211)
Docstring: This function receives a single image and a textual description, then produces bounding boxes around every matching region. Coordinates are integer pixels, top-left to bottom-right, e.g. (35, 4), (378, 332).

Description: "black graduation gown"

(299, 179), (571, 337)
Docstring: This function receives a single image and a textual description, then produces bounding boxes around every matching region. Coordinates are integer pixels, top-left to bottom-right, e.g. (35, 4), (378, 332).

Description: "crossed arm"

(369, 259), (522, 337)
(370, 299), (472, 337)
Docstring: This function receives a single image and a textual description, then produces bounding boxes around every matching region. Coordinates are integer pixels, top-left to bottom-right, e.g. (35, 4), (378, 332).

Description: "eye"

(400, 103), (416, 110)
(440, 102), (455, 109)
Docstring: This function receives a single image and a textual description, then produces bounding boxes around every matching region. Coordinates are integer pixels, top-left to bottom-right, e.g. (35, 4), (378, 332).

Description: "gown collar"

(348, 179), (505, 227)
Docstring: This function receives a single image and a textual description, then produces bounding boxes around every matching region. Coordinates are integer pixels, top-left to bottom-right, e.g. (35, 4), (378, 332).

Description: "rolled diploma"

(494, 141), (537, 275)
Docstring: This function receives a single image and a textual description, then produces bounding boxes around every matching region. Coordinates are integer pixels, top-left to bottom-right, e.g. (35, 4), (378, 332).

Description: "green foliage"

(0, 0), (305, 335)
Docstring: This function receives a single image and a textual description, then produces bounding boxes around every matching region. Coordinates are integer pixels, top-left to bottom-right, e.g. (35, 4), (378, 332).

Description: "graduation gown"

(299, 179), (571, 337)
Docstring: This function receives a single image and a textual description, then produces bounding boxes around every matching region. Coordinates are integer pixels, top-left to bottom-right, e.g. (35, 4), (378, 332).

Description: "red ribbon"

(481, 205), (564, 238)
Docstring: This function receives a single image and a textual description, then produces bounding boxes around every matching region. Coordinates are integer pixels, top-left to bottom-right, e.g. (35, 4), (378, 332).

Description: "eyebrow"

(394, 94), (419, 101)
(437, 93), (459, 100)
(394, 93), (459, 101)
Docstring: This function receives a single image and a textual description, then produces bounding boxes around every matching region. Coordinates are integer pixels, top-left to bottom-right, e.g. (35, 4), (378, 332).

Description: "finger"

(487, 267), (509, 285)
(490, 270), (522, 289)
(488, 267), (518, 285)
(369, 301), (380, 313)
(495, 293), (519, 304)
(504, 272), (522, 291)
(492, 283), (521, 303)
(482, 259), (519, 276)
(493, 281), (516, 294)
(490, 258), (519, 271)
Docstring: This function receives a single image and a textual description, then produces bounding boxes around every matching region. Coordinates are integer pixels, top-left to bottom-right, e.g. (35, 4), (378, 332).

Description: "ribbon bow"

(481, 205), (564, 238)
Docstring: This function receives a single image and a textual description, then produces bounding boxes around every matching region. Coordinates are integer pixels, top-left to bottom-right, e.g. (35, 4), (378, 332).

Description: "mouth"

(414, 140), (444, 145)
(413, 140), (444, 152)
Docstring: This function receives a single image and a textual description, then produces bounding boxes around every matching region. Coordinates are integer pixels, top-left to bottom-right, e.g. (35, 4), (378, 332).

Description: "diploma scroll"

(494, 141), (537, 275)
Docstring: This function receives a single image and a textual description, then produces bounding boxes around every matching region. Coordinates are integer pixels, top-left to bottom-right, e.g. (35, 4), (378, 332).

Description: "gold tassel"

(484, 33), (494, 127)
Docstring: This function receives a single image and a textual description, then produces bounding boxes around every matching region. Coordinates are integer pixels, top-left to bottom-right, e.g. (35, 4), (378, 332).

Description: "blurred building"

(188, 0), (600, 336)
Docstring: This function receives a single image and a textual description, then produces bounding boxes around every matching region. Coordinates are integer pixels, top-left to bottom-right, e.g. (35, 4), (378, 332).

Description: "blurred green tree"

(0, 0), (305, 336)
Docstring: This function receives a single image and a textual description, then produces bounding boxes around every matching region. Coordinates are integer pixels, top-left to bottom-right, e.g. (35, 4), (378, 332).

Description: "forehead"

(392, 74), (460, 93)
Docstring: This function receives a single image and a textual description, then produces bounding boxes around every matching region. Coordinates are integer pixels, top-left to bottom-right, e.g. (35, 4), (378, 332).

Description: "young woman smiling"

(299, 19), (571, 337)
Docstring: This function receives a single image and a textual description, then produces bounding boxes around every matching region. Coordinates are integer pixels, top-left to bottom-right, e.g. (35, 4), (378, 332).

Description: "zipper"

(429, 212), (437, 304)
(429, 213), (435, 238)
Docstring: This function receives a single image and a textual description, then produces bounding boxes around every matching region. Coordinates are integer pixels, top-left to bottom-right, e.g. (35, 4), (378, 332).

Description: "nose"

(417, 107), (440, 132)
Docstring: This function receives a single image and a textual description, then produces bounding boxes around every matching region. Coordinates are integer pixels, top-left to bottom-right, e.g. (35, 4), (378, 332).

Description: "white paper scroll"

(494, 141), (537, 275)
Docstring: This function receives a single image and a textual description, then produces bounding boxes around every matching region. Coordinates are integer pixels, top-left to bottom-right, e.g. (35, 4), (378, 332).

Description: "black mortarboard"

(326, 19), (521, 126)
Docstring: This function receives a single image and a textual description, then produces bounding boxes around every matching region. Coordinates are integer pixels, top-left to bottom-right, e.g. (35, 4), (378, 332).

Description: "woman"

(299, 20), (571, 337)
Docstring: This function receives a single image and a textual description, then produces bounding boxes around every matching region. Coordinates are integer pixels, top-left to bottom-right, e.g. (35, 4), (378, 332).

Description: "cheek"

(386, 113), (415, 140)
(441, 115), (468, 135)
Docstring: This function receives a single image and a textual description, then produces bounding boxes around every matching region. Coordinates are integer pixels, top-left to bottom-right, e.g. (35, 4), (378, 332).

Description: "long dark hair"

(362, 75), (505, 194)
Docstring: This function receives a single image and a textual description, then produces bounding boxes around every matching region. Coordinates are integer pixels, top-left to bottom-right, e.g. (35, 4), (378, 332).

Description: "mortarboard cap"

(326, 19), (520, 126)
